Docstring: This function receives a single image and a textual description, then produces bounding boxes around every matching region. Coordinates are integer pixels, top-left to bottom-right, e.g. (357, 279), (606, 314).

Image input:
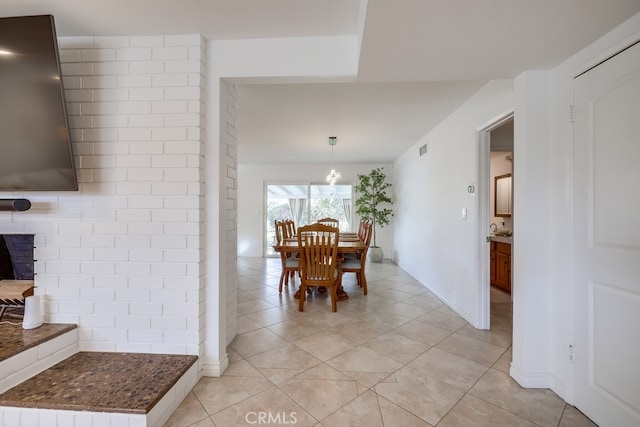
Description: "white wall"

(210, 36), (359, 80)
(202, 75), (238, 377)
(0, 35), (206, 355)
(220, 81), (239, 348)
(393, 80), (514, 325)
(509, 12), (640, 399)
(511, 70), (554, 388)
(238, 163), (394, 257)
(538, 13), (640, 400)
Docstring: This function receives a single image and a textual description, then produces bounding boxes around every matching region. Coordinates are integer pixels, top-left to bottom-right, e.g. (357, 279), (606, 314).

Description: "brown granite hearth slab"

(0, 352), (198, 414)
(0, 323), (77, 362)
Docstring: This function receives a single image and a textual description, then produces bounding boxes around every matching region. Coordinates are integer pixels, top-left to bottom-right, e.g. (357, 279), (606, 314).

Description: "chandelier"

(325, 136), (342, 185)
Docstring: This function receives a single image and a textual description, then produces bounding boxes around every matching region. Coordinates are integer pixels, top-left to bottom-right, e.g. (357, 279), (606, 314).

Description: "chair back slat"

(362, 221), (373, 247)
(275, 220), (283, 243)
(316, 217), (339, 228)
(275, 219), (297, 242)
(297, 224), (339, 285)
(284, 219), (296, 238)
(359, 221), (373, 263)
(274, 219), (300, 293)
(357, 220), (371, 241)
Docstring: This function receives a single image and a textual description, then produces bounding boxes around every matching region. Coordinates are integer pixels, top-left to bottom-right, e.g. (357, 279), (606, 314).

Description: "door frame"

(476, 110), (514, 329)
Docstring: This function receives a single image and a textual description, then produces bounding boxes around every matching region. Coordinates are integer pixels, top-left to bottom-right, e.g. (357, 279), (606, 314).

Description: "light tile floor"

(165, 257), (596, 427)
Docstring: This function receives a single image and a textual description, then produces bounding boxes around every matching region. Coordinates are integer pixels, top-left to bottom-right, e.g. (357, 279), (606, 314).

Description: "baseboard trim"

(200, 355), (229, 377)
(510, 364), (555, 389)
(413, 278), (477, 327)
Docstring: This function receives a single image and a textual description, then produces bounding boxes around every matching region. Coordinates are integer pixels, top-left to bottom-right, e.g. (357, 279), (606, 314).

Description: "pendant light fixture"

(326, 136), (342, 185)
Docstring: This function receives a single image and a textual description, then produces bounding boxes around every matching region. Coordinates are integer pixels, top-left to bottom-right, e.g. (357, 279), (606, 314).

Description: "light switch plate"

(461, 208), (467, 220)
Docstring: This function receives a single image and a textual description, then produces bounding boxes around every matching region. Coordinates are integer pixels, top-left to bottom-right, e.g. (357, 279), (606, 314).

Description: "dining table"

(273, 232), (367, 300)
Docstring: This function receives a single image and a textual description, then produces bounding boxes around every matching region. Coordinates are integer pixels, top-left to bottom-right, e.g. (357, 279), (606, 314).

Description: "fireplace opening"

(0, 234), (35, 323)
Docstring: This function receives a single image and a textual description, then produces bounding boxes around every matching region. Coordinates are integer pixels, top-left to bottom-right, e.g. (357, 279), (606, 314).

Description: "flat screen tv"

(0, 14), (78, 191)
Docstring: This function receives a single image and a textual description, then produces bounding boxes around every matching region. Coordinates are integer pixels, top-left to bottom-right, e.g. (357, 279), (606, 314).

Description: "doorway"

(488, 119), (514, 342)
(477, 111), (514, 330)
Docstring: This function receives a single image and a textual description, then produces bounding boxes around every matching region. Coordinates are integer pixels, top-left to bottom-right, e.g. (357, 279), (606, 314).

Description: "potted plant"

(354, 167), (394, 263)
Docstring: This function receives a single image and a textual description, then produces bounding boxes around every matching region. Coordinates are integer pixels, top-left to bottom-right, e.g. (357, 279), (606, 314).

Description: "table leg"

(336, 271), (348, 300)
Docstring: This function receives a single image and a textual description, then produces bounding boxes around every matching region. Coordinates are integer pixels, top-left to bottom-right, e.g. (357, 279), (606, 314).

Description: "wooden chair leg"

(329, 285), (337, 312)
(279, 270), (286, 293)
(359, 271), (367, 295)
(298, 285), (306, 312)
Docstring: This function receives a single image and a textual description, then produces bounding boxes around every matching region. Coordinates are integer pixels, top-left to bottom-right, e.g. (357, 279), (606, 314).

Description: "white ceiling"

(0, 0), (363, 39)
(236, 81), (486, 164)
(2, 0), (639, 165)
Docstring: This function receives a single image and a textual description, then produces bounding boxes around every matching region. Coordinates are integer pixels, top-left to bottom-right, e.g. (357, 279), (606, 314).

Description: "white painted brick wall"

(0, 405), (154, 427)
(221, 81), (238, 345)
(0, 35), (206, 355)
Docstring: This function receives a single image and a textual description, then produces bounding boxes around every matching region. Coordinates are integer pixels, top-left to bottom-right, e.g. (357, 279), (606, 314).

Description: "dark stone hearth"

(0, 352), (198, 414)
(0, 323), (77, 362)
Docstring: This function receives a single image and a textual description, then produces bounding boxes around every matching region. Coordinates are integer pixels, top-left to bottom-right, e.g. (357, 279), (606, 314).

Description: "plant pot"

(369, 246), (383, 263)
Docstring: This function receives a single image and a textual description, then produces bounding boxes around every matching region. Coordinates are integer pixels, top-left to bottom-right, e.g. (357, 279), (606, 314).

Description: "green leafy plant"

(354, 167), (394, 247)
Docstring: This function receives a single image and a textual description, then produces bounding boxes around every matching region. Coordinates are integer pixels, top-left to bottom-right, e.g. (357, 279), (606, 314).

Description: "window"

(309, 184), (352, 230)
(265, 183), (352, 256)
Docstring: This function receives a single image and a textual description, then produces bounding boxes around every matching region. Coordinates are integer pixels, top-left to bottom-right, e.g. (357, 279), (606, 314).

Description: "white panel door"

(573, 41), (640, 427)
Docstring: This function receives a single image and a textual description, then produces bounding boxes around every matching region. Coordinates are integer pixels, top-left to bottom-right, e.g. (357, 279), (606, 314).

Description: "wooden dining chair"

(341, 221), (372, 295)
(275, 220), (299, 293)
(296, 223), (341, 312)
(344, 220), (371, 260)
(283, 219), (298, 282)
(282, 219), (296, 244)
(317, 217), (339, 228)
(357, 220), (370, 241)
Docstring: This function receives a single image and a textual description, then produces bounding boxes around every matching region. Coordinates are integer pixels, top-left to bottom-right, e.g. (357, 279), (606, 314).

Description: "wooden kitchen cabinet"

(490, 245), (496, 285)
(490, 241), (511, 293)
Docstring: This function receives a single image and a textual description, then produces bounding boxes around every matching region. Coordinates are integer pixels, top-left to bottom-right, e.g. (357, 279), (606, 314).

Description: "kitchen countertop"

(490, 235), (512, 244)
